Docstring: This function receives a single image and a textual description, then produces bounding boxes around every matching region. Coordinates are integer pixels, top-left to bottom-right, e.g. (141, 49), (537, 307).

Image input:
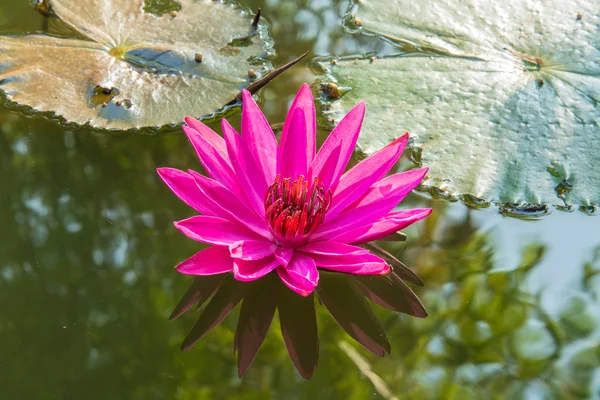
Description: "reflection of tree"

(1, 110), (599, 399)
(0, 111), (412, 399)
(0, 113), (254, 399)
(341, 204), (600, 400)
(583, 245), (600, 299)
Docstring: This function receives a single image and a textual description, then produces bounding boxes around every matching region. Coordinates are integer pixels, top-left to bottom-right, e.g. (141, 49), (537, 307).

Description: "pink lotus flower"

(158, 84), (431, 297)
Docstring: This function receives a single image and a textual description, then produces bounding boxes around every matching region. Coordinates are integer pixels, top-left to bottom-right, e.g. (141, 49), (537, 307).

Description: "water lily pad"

(318, 0), (600, 210)
(0, 0), (272, 129)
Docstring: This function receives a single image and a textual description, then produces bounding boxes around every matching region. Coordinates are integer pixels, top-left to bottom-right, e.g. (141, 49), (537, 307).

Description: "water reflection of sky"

(431, 201), (600, 397)
(421, 200), (600, 320)
(474, 208), (598, 310)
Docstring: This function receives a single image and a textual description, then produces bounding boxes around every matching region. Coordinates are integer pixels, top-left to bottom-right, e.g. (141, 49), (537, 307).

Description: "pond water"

(1, 1), (599, 399)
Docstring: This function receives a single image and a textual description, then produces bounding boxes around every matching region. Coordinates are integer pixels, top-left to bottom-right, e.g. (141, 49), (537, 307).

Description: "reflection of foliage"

(1, 111), (599, 398)
(343, 206), (600, 399)
(0, 111), (413, 399)
(583, 245), (600, 298)
(0, 114), (198, 399)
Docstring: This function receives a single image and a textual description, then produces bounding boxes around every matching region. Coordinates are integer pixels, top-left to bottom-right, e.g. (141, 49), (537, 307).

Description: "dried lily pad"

(0, 0), (273, 129)
(318, 0), (600, 210)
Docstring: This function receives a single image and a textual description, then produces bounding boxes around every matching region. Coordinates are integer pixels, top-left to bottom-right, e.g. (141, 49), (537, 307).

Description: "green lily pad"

(318, 0), (600, 211)
(0, 0), (272, 129)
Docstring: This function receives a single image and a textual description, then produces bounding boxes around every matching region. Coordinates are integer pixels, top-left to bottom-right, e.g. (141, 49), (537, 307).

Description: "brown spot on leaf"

(218, 46), (241, 56)
(321, 82), (341, 99)
(34, 0), (53, 16)
(90, 85), (120, 107)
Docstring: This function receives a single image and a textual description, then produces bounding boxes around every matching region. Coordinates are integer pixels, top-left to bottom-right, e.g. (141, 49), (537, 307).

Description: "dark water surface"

(1, 1), (599, 399)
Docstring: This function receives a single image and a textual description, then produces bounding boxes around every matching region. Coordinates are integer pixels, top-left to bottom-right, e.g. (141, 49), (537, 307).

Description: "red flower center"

(264, 175), (332, 245)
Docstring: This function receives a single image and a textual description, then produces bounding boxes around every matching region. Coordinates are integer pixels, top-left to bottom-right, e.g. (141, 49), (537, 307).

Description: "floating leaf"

(0, 0), (273, 129)
(319, 0), (600, 210)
